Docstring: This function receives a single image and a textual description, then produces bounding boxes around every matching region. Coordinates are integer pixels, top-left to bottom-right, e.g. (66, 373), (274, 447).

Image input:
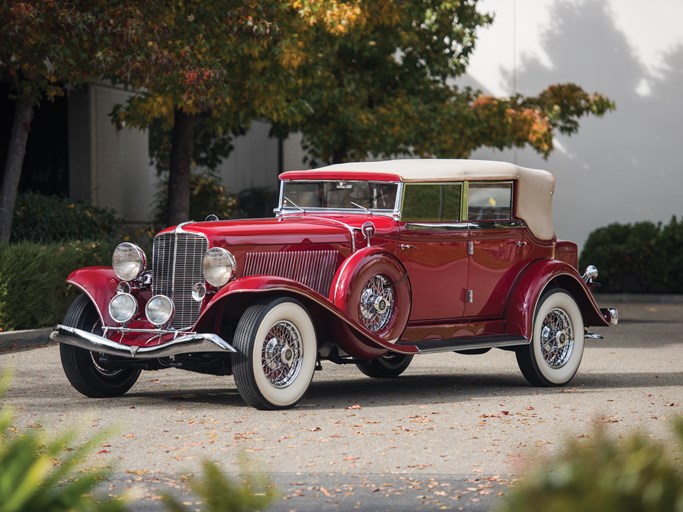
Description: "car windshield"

(281, 180), (399, 212)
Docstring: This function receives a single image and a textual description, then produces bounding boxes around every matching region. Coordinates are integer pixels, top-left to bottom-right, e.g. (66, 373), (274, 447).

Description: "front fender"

(197, 275), (417, 357)
(65, 266), (119, 326)
(505, 259), (609, 338)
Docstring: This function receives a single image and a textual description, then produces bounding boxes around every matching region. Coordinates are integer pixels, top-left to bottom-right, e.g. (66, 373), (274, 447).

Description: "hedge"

(579, 217), (683, 293)
(0, 241), (115, 331)
(11, 193), (120, 244)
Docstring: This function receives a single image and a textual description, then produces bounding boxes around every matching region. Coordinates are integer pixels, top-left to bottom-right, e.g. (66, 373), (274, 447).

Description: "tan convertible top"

(283, 159), (556, 240)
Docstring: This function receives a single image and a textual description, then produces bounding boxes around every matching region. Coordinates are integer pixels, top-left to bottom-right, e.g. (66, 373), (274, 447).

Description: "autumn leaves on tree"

(1, 0), (615, 235)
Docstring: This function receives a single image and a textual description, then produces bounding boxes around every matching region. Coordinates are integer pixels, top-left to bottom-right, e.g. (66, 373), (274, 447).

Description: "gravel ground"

(1, 301), (681, 511)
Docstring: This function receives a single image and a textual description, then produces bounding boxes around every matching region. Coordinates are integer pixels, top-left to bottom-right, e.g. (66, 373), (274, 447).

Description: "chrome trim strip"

(50, 324), (236, 359)
(406, 222), (470, 231)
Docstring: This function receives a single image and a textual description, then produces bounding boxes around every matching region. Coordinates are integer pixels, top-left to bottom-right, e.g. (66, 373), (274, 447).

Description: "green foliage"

(497, 419), (683, 512)
(0, 240), (114, 330)
(10, 193), (120, 244)
(1, 374), (277, 511)
(163, 459), (277, 512)
(579, 217), (683, 293)
(153, 170), (237, 226)
(0, 376), (127, 512)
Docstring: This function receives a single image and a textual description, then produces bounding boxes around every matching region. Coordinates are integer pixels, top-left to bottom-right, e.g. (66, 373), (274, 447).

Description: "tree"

(0, 1), (97, 243)
(271, 1), (615, 164)
(0, 1), (153, 242)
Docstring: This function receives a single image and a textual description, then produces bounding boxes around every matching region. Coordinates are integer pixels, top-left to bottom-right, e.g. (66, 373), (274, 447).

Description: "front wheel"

(516, 289), (585, 386)
(356, 354), (413, 378)
(232, 297), (317, 410)
(59, 295), (141, 397)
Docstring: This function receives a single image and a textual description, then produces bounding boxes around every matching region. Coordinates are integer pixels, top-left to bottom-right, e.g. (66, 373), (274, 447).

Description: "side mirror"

(361, 221), (375, 248)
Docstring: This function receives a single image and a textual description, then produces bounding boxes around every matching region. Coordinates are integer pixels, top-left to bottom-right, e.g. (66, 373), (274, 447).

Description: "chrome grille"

(244, 250), (338, 297)
(152, 232), (208, 329)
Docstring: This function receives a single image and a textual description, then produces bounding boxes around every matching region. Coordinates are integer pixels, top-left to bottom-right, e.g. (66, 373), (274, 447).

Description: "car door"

(397, 182), (469, 321)
(464, 181), (529, 318)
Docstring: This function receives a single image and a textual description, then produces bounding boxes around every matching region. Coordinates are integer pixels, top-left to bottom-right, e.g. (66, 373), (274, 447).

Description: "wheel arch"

(504, 259), (608, 339)
(197, 276), (416, 358)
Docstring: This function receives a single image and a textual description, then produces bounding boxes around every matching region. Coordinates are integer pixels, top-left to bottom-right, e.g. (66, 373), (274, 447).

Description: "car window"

(401, 183), (462, 222)
(282, 181), (398, 211)
(467, 182), (513, 221)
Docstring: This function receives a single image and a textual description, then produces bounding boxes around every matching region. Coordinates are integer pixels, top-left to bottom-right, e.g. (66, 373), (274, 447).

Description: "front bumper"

(50, 324), (236, 359)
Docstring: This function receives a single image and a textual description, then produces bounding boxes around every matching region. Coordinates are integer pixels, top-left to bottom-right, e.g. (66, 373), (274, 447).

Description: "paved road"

(1, 302), (681, 511)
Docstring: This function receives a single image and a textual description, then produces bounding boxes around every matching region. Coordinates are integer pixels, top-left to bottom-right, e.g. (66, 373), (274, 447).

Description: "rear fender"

(505, 260), (608, 338)
(198, 275), (416, 358)
(65, 267), (119, 326)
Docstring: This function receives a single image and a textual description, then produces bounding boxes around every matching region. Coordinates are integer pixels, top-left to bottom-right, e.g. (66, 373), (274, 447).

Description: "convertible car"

(51, 159), (618, 409)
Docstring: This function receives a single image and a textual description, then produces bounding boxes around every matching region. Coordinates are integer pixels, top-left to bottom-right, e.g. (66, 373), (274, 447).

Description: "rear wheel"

(232, 297), (317, 410)
(59, 295), (141, 397)
(356, 353), (413, 378)
(516, 289), (584, 386)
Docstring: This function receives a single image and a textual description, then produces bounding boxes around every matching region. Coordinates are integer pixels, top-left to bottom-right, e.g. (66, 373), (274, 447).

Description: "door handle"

(399, 244), (417, 250)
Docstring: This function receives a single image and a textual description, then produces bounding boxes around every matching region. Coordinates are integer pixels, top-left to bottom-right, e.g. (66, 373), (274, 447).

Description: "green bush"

(0, 240), (115, 330)
(497, 419), (683, 512)
(0, 375), (128, 512)
(580, 217), (683, 293)
(11, 193), (121, 244)
(0, 374), (277, 511)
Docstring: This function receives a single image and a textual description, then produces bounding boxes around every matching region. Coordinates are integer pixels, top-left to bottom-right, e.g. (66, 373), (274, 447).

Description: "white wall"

(465, 0), (683, 248)
(68, 83), (157, 223)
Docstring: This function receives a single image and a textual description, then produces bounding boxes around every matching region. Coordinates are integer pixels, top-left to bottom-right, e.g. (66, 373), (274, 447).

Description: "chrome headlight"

(108, 293), (137, 324)
(145, 295), (174, 326)
(202, 247), (236, 287)
(112, 243), (146, 282)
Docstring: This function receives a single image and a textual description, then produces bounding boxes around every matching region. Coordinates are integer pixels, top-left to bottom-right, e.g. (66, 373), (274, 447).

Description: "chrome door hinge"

(467, 241), (474, 255)
(466, 289), (474, 303)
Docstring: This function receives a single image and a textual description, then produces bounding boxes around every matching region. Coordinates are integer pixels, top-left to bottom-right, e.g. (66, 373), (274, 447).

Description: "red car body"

(52, 159), (617, 409)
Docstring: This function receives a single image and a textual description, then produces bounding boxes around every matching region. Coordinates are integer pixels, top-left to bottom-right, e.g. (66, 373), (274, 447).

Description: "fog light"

(109, 293), (137, 324)
(145, 295), (174, 326)
(192, 282), (206, 302)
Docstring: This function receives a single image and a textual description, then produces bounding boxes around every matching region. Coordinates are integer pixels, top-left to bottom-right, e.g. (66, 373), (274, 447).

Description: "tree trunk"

(0, 99), (34, 244)
(166, 108), (195, 226)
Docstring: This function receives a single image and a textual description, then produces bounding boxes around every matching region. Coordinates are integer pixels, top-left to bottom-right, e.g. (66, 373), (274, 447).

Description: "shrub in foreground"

(497, 419), (683, 512)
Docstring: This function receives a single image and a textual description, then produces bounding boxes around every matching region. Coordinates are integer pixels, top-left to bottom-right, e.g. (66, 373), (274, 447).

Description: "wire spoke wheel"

(233, 297), (317, 410)
(540, 308), (574, 369)
(359, 274), (395, 332)
(516, 290), (585, 387)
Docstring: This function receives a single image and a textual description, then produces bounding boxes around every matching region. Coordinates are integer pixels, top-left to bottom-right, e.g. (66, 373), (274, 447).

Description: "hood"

(160, 215), (396, 247)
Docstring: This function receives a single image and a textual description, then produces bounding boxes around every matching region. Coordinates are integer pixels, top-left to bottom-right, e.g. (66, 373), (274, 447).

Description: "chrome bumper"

(601, 307), (619, 326)
(50, 324), (236, 359)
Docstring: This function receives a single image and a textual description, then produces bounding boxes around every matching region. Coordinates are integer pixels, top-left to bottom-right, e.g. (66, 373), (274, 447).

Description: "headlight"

(109, 293), (137, 324)
(202, 247), (236, 287)
(145, 295), (174, 326)
(112, 243), (146, 281)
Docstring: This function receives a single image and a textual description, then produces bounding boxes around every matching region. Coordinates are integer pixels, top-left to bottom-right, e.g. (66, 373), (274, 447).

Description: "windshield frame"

(275, 179), (403, 218)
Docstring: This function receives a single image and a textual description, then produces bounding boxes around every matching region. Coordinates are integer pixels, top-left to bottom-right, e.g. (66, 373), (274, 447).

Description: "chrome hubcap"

(261, 321), (303, 388)
(359, 275), (395, 332)
(540, 308), (574, 369)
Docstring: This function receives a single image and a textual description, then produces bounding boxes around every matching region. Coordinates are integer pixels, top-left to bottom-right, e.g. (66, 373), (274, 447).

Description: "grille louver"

(152, 232), (208, 329)
(244, 250), (338, 297)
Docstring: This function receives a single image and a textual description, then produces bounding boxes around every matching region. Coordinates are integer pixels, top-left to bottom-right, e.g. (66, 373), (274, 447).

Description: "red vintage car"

(51, 159), (618, 409)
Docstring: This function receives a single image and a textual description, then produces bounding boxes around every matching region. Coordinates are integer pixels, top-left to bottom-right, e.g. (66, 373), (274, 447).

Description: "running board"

(397, 334), (528, 354)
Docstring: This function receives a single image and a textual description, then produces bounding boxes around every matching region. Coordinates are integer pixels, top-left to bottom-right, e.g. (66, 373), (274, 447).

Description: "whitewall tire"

(233, 297), (317, 410)
(516, 289), (585, 386)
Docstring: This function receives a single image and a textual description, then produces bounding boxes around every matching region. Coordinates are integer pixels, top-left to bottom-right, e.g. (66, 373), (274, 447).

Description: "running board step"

(397, 334), (528, 354)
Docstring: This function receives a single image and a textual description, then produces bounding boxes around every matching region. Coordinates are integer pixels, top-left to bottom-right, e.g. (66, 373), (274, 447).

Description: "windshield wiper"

(283, 196), (305, 213)
(350, 201), (371, 214)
